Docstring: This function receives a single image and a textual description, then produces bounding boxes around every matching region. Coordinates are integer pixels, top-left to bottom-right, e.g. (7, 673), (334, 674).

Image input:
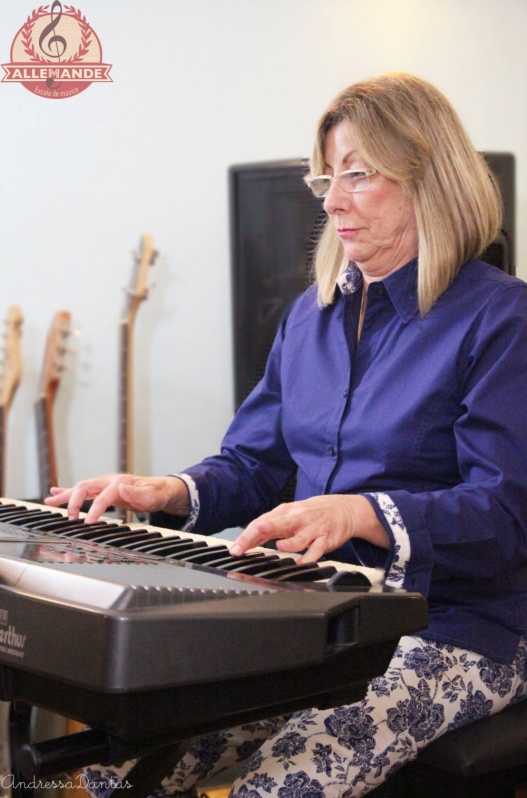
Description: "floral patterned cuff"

(366, 492), (411, 588)
(169, 473), (200, 531)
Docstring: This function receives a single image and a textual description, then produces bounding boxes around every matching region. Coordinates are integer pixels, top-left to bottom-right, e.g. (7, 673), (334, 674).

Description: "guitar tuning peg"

(124, 287), (138, 298)
(67, 347), (78, 357)
(72, 328), (82, 339)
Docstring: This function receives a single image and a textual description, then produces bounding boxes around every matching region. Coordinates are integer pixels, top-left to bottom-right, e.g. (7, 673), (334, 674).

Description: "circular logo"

(2, 2), (112, 99)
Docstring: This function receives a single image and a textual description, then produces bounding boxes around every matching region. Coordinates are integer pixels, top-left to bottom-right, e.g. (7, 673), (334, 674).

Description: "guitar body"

(0, 306), (23, 497)
(119, 234), (157, 521)
(36, 311), (71, 500)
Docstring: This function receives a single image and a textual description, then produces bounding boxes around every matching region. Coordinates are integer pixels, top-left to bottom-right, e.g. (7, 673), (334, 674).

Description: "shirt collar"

(336, 258), (419, 323)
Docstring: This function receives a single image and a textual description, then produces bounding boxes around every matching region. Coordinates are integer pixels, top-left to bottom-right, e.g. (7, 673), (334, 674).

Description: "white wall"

(0, 0), (525, 498)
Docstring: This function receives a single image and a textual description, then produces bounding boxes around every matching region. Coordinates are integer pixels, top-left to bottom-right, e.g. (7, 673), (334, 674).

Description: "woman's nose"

(323, 179), (353, 216)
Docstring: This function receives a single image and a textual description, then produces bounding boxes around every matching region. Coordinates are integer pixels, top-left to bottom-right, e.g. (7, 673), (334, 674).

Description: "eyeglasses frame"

(304, 168), (378, 198)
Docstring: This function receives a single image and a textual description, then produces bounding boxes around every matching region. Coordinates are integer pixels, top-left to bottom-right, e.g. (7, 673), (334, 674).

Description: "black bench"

(370, 697), (527, 798)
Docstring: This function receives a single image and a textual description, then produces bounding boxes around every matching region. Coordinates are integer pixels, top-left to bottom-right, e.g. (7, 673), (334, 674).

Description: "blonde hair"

(311, 73), (502, 315)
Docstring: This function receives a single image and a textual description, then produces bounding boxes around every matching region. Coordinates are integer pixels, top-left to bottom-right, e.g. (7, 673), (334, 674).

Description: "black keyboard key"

(228, 555), (283, 575)
(97, 531), (154, 548)
(266, 563), (338, 582)
(24, 513), (74, 532)
(67, 525), (131, 541)
(176, 545), (230, 563)
(7, 510), (56, 529)
(220, 554), (277, 571)
(120, 533), (164, 549)
(235, 558), (297, 576)
(253, 562), (312, 580)
(0, 504), (19, 514)
(0, 509), (51, 524)
(167, 540), (221, 561)
(123, 538), (193, 555)
(163, 541), (212, 558)
(178, 553), (261, 569)
(57, 522), (118, 537)
(34, 515), (84, 535)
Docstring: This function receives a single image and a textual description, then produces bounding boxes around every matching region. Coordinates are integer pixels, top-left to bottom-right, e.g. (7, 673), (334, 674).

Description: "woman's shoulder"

(449, 260), (527, 316)
(460, 259), (526, 292)
(446, 260), (527, 353)
(283, 283), (323, 328)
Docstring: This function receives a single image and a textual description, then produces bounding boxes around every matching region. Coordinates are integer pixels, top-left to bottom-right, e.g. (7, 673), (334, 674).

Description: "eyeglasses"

(304, 168), (378, 198)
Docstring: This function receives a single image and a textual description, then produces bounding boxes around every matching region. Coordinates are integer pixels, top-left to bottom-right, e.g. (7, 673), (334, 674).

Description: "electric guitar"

(0, 306), (23, 497)
(119, 234), (157, 521)
(35, 311), (71, 500)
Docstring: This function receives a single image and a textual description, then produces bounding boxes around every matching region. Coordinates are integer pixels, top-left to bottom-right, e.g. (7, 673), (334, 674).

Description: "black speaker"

(229, 153), (515, 408)
(229, 160), (321, 408)
(482, 152), (515, 275)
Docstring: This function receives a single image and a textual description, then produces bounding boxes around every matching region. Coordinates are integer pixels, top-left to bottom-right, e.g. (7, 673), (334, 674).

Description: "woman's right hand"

(44, 474), (190, 524)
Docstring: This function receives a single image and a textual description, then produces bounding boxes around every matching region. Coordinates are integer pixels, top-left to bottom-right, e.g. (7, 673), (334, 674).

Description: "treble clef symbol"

(39, 1), (67, 88)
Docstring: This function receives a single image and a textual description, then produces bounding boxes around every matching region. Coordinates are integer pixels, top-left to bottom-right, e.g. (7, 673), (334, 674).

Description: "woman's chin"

(341, 244), (370, 265)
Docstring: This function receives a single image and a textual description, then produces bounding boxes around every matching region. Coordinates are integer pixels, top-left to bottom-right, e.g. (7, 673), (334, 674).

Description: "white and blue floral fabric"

(84, 635), (527, 798)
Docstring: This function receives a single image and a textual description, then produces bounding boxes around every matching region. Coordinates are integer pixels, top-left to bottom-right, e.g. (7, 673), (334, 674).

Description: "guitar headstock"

(39, 311), (72, 400)
(122, 234), (158, 327)
(0, 305), (23, 411)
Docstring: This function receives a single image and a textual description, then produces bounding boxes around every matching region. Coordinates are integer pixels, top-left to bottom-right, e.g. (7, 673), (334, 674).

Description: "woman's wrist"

(163, 476), (191, 517)
(349, 495), (390, 549)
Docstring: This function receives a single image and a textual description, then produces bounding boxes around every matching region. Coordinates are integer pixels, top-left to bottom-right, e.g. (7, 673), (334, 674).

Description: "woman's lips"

(337, 228), (361, 236)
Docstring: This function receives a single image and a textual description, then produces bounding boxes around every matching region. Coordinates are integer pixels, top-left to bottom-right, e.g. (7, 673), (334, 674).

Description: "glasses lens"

(307, 177), (331, 197)
(338, 172), (370, 193)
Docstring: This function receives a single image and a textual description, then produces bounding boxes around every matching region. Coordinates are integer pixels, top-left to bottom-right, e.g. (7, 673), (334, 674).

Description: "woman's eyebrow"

(324, 150), (359, 171)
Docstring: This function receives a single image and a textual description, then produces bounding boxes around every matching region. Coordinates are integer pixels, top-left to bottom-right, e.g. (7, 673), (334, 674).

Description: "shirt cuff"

(364, 492), (411, 588)
(169, 473), (200, 531)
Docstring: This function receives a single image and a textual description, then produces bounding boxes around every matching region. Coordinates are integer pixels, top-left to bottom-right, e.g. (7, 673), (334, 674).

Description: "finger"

(296, 535), (329, 564)
(229, 520), (272, 556)
(67, 485), (91, 520)
(83, 483), (121, 523)
(230, 512), (305, 556)
(44, 491), (71, 507)
(275, 526), (320, 555)
(45, 487), (73, 505)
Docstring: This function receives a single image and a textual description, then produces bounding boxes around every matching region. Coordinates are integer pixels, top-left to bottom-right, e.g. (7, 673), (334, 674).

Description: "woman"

(47, 73), (527, 797)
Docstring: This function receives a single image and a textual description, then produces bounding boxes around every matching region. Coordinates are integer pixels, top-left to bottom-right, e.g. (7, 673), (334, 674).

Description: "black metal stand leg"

(9, 702), (33, 798)
(118, 740), (191, 798)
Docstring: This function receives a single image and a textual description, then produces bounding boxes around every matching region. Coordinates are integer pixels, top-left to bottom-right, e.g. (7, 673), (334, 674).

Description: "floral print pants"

(85, 635), (527, 798)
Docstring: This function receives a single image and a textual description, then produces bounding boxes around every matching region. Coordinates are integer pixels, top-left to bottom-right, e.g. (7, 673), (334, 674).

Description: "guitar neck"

(118, 235), (156, 523)
(36, 395), (57, 500)
(0, 305), (24, 498)
(118, 322), (133, 475)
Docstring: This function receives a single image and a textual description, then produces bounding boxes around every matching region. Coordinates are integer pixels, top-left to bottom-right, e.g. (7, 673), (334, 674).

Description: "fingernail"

(230, 544), (242, 556)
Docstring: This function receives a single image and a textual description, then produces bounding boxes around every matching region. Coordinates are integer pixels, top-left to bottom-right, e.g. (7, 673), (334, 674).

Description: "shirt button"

(343, 388), (348, 398)
(327, 445), (335, 456)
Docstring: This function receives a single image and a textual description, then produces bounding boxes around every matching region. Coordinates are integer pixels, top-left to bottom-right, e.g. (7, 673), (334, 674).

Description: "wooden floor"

(199, 788), (527, 798)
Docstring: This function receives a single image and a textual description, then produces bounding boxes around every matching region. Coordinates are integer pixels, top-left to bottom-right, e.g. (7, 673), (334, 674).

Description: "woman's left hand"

(229, 494), (389, 563)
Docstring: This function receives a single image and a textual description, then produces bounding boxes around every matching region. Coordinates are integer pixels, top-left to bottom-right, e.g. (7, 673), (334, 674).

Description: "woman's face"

(323, 122), (418, 282)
